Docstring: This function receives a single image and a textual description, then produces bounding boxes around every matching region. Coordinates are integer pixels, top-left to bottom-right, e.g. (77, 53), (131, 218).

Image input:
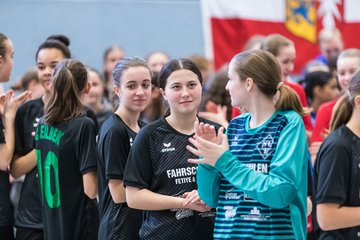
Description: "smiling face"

(337, 56), (360, 93)
(161, 69), (202, 116)
(117, 66), (152, 113)
(36, 48), (65, 93)
(0, 39), (14, 82)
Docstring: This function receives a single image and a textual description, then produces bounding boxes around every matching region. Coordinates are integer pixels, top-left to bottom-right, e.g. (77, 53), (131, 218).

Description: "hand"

(309, 141), (322, 166)
(187, 128), (229, 167)
(2, 90), (31, 120)
(182, 190), (204, 206)
(198, 104), (228, 127)
(194, 120), (225, 144)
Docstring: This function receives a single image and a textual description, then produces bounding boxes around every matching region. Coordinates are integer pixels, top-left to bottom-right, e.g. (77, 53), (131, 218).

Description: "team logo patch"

(256, 134), (274, 159)
(161, 142), (175, 153)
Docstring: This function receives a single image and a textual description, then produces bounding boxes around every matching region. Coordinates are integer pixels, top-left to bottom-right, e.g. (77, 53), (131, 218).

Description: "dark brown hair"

(45, 59), (87, 124)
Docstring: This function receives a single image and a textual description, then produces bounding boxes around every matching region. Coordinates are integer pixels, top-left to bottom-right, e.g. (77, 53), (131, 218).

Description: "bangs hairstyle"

(45, 59), (87, 124)
(111, 56), (151, 110)
(158, 58), (203, 89)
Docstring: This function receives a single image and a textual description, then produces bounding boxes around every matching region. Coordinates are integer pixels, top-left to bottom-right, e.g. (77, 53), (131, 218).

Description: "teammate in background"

(187, 50), (308, 239)
(35, 59), (98, 239)
(300, 71), (339, 125)
(145, 50), (170, 72)
(310, 49), (360, 164)
(140, 71), (166, 123)
(10, 35), (71, 240)
(315, 28), (343, 65)
(103, 45), (126, 102)
(262, 33), (313, 137)
(11, 68), (44, 99)
(124, 58), (216, 240)
(97, 57), (152, 239)
(0, 32), (31, 240)
(84, 67), (112, 127)
(313, 70), (360, 239)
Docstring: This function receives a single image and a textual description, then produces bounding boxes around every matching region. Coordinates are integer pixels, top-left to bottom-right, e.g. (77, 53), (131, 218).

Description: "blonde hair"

(318, 28), (342, 44)
(337, 48), (360, 62)
(231, 50), (306, 115)
(262, 34), (293, 57)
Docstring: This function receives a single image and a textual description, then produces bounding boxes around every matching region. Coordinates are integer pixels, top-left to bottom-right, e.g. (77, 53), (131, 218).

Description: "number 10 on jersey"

(36, 149), (61, 209)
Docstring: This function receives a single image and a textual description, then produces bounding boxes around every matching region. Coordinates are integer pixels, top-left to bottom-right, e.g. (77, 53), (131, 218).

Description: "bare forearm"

(83, 172), (98, 199)
(10, 150), (37, 178)
(109, 179), (126, 203)
(317, 204), (360, 231)
(126, 187), (183, 210)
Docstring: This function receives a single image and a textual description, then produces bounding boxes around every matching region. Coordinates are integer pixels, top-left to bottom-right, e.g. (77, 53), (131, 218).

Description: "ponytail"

(329, 94), (353, 132)
(45, 59), (86, 124)
(275, 84), (308, 116)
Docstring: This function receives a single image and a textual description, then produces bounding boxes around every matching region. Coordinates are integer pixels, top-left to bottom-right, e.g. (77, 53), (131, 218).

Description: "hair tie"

(277, 82), (283, 90)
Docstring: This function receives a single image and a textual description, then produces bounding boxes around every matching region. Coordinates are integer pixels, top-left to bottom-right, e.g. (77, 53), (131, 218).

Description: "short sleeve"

(78, 119), (97, 174)
(315, 138), (351, 205)
(123, 127), (153, 189)
(102, 126), (130, 180)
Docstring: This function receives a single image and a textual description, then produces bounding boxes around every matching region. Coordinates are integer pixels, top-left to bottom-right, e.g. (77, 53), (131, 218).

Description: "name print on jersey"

(35, 124), (64, 145)
(166, 166), (197, 185)
(35, 125), (65, 209)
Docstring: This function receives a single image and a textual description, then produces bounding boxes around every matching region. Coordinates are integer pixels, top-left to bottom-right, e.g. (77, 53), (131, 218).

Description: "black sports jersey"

(124, 117), (217, 240)
(14, 99), (99, 230)
(35, 116), (98, 240)
(0, 119), (13, 227)
(313, 125), (360, 240)
(84, 106), (99, 134)
(14, 98), (44, 229)
(97, 114), (145, 239)
(95, 109), (112, 127)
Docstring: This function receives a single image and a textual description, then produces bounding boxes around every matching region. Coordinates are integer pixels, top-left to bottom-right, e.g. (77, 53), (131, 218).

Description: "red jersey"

(284, 81), (313, 132)
(311, 99), (337, 143)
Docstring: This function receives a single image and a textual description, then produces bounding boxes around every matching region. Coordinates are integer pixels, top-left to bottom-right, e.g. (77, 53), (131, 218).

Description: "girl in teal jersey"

(187, 50), (308, 240)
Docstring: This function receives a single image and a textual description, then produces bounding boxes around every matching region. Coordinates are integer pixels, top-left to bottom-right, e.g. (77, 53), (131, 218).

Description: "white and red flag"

(201, 0), (360, 73)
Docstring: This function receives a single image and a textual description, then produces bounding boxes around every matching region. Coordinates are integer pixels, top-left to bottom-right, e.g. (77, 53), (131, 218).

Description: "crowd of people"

(0, 27), (359, 240)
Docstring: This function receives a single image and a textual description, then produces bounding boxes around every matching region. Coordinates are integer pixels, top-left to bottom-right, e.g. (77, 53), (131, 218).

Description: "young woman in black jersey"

(313, 70), (360, 239)
(35, 59), (98, 240)
(0, 32), (31, 240)
(124, 58), (216, 240)
(97, 57), (152, 239)
(10, 35), (71, 240)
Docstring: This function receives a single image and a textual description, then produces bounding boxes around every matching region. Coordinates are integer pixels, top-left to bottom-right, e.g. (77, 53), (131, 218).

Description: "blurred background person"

(84, 67), (112, 127)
